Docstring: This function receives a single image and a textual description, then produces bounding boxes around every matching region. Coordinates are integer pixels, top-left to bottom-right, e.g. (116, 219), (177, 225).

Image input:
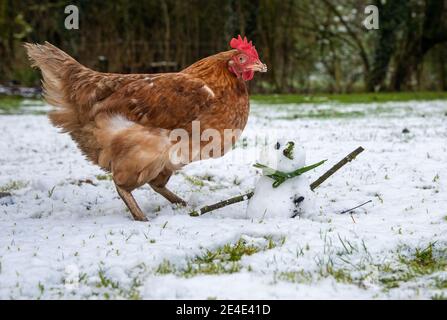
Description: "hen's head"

(228, 35), (267, 81)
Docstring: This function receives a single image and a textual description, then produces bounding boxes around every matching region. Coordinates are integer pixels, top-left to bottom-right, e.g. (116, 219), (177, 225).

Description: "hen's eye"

(275, 142), (281, 150)
(238, 56), (247, 64)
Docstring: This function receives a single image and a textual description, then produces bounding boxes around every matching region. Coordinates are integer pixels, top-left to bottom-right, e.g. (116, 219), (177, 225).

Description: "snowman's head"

(260, 139), (306, 172)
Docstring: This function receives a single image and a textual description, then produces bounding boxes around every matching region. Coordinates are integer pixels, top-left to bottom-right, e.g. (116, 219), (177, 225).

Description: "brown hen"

(24, 36), (267, 221)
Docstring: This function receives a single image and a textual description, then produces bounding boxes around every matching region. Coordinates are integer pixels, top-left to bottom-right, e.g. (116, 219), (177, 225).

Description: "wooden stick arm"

(310, 146), (364, 191)
(190, 191), (254, 216)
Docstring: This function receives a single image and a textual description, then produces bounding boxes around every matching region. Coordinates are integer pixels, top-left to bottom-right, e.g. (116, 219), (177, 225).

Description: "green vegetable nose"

(283, 141), (295, 160)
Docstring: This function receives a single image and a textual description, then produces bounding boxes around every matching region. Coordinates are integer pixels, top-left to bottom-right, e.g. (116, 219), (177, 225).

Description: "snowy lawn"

(0, 100), (446, 299)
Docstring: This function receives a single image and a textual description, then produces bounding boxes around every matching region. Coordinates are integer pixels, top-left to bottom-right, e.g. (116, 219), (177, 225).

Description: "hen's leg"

(151, 185), (187, 206)
(149, 169), (187, 206)
(115, 184), (148, 221)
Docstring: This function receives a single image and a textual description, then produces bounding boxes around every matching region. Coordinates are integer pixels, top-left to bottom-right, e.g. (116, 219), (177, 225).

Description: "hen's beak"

(249, 60), (268, 73)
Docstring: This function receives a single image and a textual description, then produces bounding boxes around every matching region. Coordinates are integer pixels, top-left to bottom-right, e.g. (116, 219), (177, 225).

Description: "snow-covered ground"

(0, 100), (446, 299)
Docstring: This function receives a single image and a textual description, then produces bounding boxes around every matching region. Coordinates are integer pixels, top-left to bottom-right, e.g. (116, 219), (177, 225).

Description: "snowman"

(246, 139), (319, 220)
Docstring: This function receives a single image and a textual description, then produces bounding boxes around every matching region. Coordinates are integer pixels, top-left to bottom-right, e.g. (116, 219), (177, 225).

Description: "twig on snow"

(339, 200), (372, 214)
(0, 192), (12, 199)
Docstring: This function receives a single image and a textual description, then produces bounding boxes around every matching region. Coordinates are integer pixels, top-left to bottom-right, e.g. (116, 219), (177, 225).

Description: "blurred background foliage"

(1, 0), (447, 93)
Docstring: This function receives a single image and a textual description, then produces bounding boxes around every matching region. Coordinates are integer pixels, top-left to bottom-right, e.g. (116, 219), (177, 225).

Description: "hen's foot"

(150, 185), (187, 206)
(115, 184), (148, 221)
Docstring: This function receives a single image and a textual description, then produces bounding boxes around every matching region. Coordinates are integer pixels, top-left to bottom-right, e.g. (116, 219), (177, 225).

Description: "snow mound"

(246, 139), (316, 219)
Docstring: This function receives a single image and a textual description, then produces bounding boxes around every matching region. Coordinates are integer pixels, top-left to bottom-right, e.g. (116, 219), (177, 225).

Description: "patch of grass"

(0, 96), (23, 113)
(432, 293), (447, 300)
(266, 237), (276, 250)
(378, 243), (447, 290)
(97, 269), (120, 290)
(181, 239), (261, 277)
(38, 282), (45, 296)
(47, 186), (56, 198)
(251, 92), (447, 105)
(155, 260), (175, 275)
(378, 270), (413, 289)
(401, 242), (446, 275)
(0, 96), (44, 114)
(337, 234), (357, 256)
(183, 260), (242, 276)
(180, 172), (232, 192)
(0, 180), (28, 192)
(276, 110), (365, 120)
(258, 102), (400, 120)
(96, 174), (112, 181)
(155, 237), (282, 278)
(434, 277), (447, 289)
(312, 242), (447, 291)
(319, 264), (353, 284)
(95, 269), (142, 300)
(277, 270), (313, 284)
(195, 239), (260, 263)
(265, 235), (286, 250)
(182, 174), (206, 187)
(328, 267), (353, 283)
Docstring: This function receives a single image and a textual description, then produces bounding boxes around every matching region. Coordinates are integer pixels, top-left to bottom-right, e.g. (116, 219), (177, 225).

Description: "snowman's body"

(246, 140), (316, 219)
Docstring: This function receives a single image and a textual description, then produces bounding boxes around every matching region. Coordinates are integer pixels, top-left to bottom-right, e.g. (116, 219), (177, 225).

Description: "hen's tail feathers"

(24, 42), (78, 107)
(24, 42), (86, 133)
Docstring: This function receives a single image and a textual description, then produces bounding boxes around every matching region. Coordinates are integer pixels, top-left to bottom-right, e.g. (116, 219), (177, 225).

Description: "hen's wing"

(90, 73), (215, 129)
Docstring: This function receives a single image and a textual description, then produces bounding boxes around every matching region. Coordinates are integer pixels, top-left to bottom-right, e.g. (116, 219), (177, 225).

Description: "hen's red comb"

(230, 35), (259, 59)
